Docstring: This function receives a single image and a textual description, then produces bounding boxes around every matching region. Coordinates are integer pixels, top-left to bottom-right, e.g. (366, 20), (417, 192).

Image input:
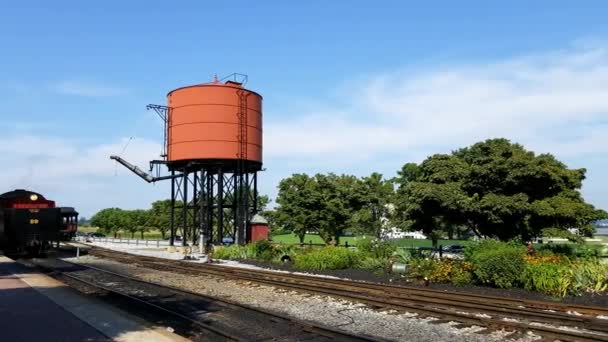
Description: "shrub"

(450, 261), (474, 286)
(359, 257), (388, 272)
(520, 256), (608, 297)
(212, 243), (259, 260)
(407, 258), (474, 285)
(537, 243), (605, 260)
(294, 247), (361, 270)
(569, 260), (608, 295)
(575, 245), (604, 260)
(212, 244), (252, 260)
(253, 240), (277, 261)
(254, 239), (273, 255)
(211, 246), (232, 260)
(537, 244), (575, 258)
(408, 258), (438, 280)
(428, 259), (453, 283)
(524, 254), (565, 265)
(466, 240), (526, 288)
(272, 243), (301, 262)
(392, 248), (412, 264)
(521, 262), (572, 297)
(357, 238), (397, 259)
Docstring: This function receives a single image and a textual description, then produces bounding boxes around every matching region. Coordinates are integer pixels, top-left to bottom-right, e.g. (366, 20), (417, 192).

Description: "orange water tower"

(111, 74), (263, 250)
(166, 78), (263, 170)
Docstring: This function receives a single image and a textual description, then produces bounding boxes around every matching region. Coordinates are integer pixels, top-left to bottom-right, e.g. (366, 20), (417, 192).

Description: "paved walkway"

(0, 254), (188, 342)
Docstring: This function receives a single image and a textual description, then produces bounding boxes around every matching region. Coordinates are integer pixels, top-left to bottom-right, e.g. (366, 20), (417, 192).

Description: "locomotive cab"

(0, 189), (77, 256)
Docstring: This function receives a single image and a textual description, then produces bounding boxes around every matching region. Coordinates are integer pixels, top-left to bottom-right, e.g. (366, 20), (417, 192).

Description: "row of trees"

(272, 139), (607, 244)
(89, 138), (607, 245)
(90, 200), (173, 238)
(91, 196), (271, 239)
(271, 173), (393, 244)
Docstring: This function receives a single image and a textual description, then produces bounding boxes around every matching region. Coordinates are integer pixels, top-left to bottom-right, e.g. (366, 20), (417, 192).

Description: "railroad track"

(78, 245), (608, 341)
(23, 256), (380, 342)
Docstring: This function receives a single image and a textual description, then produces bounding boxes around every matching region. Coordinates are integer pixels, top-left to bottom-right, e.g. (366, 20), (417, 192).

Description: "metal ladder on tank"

(235, 90), (249, 244)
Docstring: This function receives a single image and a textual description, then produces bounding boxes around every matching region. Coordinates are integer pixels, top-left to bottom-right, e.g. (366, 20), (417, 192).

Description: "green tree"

(127, 209), (150, 239)
(313, 173), (362, 245)
(257, 194), (270, 212)
(275, 173), (365, 245)
(395, 138), (608, 241)
(149, 200), (172, 239)
(90, 208), (125, 238)
(275, 174), (316, 244)
(351, 172), (394, 238)
(120, 211), (136, 238)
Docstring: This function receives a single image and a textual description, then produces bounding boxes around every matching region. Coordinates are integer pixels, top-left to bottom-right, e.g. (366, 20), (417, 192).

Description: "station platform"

(0, 254), (187, 342)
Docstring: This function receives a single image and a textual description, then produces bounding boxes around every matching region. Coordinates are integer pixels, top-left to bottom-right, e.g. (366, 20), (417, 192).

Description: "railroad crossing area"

(0, 253), (186, 342)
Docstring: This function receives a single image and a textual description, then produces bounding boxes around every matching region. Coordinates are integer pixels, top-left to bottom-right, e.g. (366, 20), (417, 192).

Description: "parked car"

(442, 244), (464, 253)
(165, 235), (183, 242)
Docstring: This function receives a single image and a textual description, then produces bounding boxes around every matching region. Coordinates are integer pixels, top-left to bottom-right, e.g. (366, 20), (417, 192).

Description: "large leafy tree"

(313, 173), (362, 245)
(129, 209), (151, 239)
(274, 173), (366, 245)
(148, 200), (172, 239)
(274, 174), (316, 243)
(395, 138), (607, 241)
(351, 172), (394, 238)
(90, 208), (126, 238)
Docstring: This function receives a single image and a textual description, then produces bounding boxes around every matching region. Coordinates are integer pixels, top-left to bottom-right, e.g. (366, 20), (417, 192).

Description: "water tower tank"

(166, 79), (262, 169)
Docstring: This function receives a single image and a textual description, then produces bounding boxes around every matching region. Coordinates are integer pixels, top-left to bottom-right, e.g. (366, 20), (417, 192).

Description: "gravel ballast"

(63, 254), (541, 342)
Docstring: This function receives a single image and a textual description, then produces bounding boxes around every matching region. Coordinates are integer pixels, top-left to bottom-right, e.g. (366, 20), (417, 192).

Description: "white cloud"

(265, 44), (608, 161)
(0, 135), (164, 216)
(51, 80), (129, 97)
(4, 42), (608, 216)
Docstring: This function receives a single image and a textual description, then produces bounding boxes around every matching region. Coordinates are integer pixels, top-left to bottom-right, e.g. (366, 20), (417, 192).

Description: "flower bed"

(211, 239), (608, 299)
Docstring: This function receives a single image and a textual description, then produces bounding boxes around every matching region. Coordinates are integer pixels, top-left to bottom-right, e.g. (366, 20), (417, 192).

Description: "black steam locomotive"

(0, 189), (78, 256)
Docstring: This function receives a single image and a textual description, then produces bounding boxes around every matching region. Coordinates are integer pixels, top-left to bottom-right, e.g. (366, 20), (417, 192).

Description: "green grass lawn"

(596, 235), (608, 243)
(271, 233), (357, 245)
(78, 226), (98, 233)
(392, 238), (471, 248)
(270, 233), (470, 248)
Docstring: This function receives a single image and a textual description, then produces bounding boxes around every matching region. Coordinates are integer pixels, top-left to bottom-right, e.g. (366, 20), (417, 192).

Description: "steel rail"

(84, 246), (608, 342)
(33, 263), (242, 341)
(31, 254), (381, 342)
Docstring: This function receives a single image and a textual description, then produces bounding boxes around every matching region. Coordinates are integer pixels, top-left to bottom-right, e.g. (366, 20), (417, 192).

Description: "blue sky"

(1, 1), (608, 217)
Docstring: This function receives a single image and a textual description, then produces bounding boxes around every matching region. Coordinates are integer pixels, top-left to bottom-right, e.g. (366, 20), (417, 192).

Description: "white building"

(381, 227), (426, 240)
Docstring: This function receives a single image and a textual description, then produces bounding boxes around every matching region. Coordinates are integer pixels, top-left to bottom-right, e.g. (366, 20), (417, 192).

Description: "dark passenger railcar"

(59, 207), (79, 241)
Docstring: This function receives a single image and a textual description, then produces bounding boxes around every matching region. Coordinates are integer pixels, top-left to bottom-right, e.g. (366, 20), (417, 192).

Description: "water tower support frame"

(167, 163), (258, 251)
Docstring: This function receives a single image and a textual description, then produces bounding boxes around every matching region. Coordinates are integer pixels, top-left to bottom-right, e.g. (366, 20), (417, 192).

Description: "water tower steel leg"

(217, 168), (224, 245)
(203, 170), (210, 246)
(170, 170), (175, 247)
(233, 172), (238, 242)
(207, 170), (214, 244)
(182, 171), (188, 247)
(245, 172), (250, 243)
(192, 171), (199, 246)
(253, 171), (258, 213)
(237, 171), (246, 245)
(198, 169), (205, 253)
